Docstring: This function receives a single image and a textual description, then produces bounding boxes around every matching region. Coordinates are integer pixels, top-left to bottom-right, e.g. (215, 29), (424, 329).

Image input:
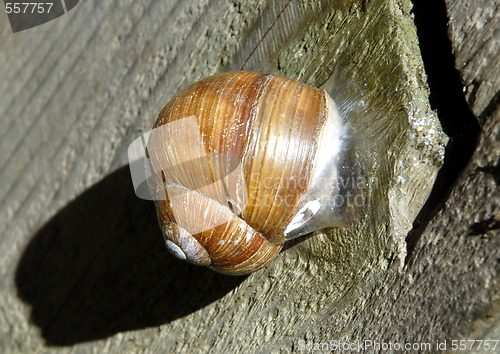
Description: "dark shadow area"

(15, 166), (246, 346)
(468, 217), (500, 237)
(405, 0), (481, 262)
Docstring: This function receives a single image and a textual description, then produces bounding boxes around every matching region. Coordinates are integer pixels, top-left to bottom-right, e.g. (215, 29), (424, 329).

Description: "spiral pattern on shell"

(147, 71), (341, 275)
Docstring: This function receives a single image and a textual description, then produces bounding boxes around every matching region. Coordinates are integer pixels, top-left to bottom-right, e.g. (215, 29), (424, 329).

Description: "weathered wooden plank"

(446, 0), (499, 122)
(441, 0), (500, 340)
(0, 0), (496, 352)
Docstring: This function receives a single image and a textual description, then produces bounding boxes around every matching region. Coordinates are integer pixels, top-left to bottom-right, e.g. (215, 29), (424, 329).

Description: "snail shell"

(147, 71), (362, 275)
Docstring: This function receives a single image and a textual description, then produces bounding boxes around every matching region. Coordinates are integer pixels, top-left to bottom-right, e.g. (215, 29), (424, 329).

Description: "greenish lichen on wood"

(239, 0), (447, 292)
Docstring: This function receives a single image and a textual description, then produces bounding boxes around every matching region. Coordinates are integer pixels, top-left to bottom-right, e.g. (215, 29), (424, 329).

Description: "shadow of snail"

(15, 166), (246, 346)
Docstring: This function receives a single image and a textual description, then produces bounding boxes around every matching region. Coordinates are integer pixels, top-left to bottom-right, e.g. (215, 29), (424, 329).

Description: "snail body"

(147, 71), (361, 275)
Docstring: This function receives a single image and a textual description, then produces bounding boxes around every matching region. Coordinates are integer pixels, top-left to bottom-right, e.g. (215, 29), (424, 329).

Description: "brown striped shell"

(147, 71), (346, 275)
